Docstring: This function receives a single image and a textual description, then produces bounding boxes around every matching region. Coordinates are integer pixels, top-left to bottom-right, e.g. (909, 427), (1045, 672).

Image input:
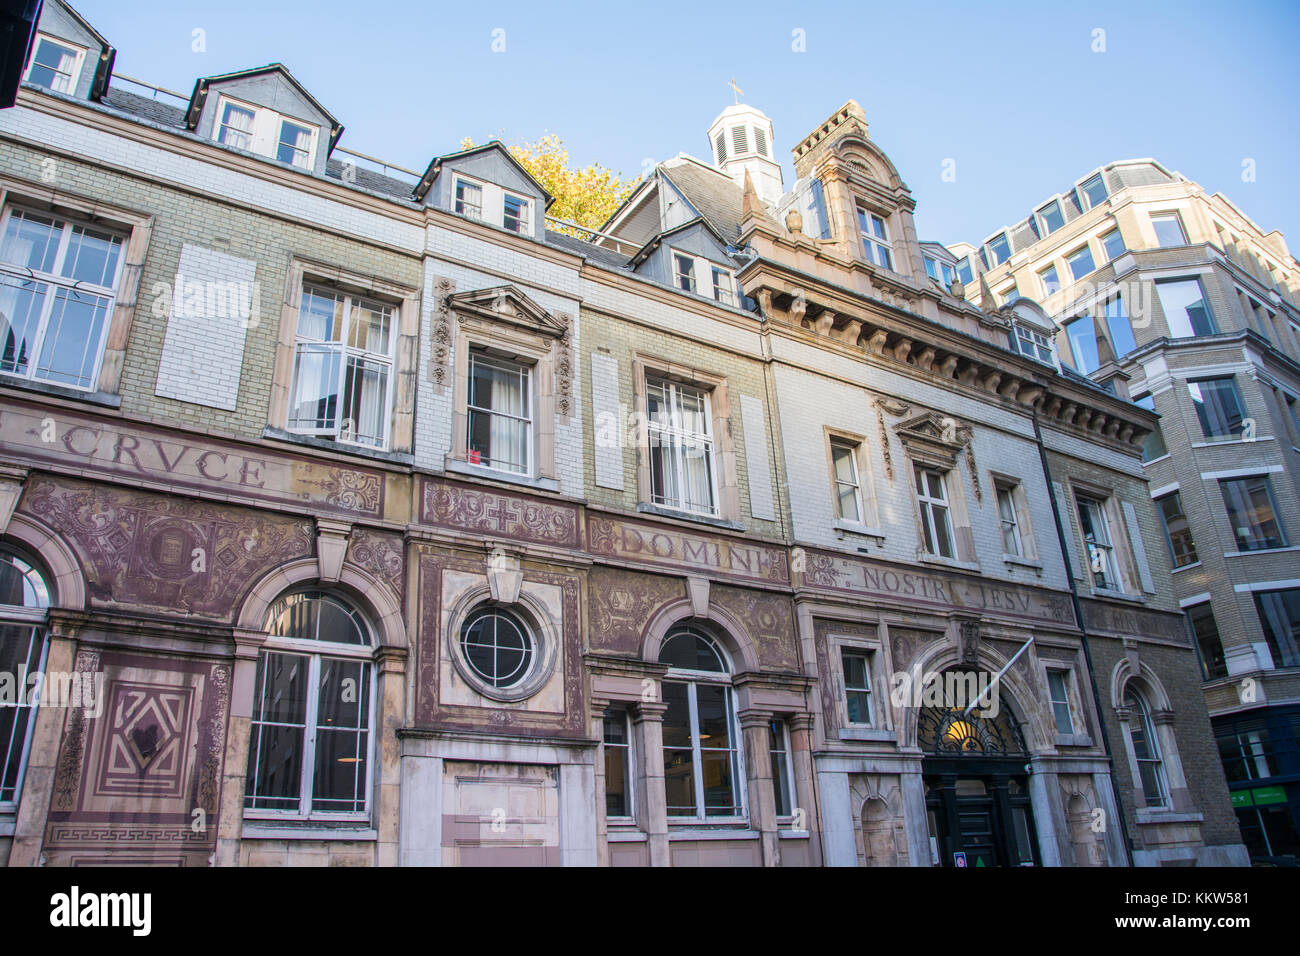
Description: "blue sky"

(72, 0), (1300, 248)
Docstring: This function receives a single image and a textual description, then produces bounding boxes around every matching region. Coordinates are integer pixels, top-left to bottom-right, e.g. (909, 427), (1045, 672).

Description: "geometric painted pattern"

(95, 682), (194, 799)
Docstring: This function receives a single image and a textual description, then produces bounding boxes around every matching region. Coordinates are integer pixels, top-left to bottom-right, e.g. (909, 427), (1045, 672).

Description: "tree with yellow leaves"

(458, 133), (639, 236)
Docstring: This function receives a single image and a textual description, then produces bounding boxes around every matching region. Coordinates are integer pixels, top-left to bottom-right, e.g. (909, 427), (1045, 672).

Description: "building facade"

(958, 158), (1300, 865)
(0, 0), (1245, 866)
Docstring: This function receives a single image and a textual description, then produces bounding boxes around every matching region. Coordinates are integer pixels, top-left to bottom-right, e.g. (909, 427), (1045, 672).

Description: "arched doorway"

(919, 676), (1040, 868)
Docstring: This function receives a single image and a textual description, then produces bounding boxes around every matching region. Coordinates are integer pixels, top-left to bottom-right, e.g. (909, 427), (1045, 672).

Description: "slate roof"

(544, 230), (632, 269)
(660, 158), (745, 243)
(101, 88), (186, 128)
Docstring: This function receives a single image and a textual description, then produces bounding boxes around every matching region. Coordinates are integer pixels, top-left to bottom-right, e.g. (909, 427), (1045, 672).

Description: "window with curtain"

(646, 376), (716, 516)
(276, 120), (314, 169)
(454, 179), (483, 220)
(0, 206), (124, 391)
(217, 100), (256, 151)
(245, 591), (374, 821)
(467, 350), (532, 475)
(0, 550), (51, 809)
(25, 35), (82, 93)
(1124, 687), (1168, 808)
(658, 626), (744, 821)
(287, 285), (395, 449)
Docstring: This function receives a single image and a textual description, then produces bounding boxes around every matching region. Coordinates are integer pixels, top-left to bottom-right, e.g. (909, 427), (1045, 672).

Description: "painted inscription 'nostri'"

(797, 548), (1075, 626)
(0, 404), (384, 518)
(587, 515), (789, 586)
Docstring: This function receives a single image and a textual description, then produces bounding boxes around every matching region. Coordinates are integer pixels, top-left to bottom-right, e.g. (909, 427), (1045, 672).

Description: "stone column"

(787, 713), (821, 863)
(590, 698), (611, 867)
(1152, 711), (1194, 812)
(739, 709), (780, 866)
(632, 700), (669, 866)
(214, 626), (267, 867)
(8, 628), (77, 867)
(374, 644), (408, 867)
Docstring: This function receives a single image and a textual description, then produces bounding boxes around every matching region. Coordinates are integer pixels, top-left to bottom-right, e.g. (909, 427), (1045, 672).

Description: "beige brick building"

(956, 158), (1300, 864)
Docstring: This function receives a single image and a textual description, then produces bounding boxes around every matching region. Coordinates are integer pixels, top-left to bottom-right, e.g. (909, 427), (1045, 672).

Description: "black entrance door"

(924, 770), (1039, 867)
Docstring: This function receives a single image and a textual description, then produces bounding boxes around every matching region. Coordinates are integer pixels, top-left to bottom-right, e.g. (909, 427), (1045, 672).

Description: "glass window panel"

(0, 276), (47, 377)
(663, 744), (697, 816)
(1156, 278), (1216, 337)
(455, 180), (482, 219)
(1255, 590), (1300, 669)
(1188, 378), (1245, 438)
(1039, 264), (1060, 297)
(1220, 477), (1284, 551)
(1067, 245), (1096, 281)
(988, 233), (1011, 265)
(2, 211), (61, 272)
(1157, 492), (1198, 567)
(251, 651), (309, 724)
(1101, 228), (1126, 261)
(1189, 604), (1228, 680)
(277, 121), (313, 168)
(1151, 213), (1187, 248)
(34, 288), (109, 388)
(312, 726), (367, 811)
(1048, 671), (1073, 734)
(60, 225), (122, 287)
(245, 722), (305, 810)
(1065, 316), (1099, 373)
(28, 38), (78, 93)
(218, 102), (256, 151)
(769, 721), (792, 817)
(1103, 295), (1137, 358)
(694, 683), (732, 750)
(288, 345), (341, 431)
(1132, 393), (1167, 461)
(1079, 174), (1107, 208)
(661, 681), (693, 748)
(1039, 202), (1064, 234)
(340, 356), (389, 447)
(658, 630), (726, 672)
(297, 289), (344, 341)
(700, 749), (739, 814)
(503, 194), (528, 233)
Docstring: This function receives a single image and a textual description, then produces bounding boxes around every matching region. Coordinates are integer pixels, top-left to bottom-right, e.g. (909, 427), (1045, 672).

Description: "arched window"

(0, 549), (51, 809)
(245, 590), (374, 821)
(1124, 686), (1168, 808)
(658, 624), (744, 821)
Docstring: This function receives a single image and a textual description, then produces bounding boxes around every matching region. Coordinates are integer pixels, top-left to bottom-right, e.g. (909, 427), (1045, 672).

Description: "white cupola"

(707, 103), (784, 207)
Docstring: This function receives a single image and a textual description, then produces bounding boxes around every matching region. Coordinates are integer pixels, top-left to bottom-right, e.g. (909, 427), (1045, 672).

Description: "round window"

(459, 606), (534, 689)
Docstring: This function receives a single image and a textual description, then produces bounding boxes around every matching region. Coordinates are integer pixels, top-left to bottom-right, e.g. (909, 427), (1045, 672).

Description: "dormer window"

(712, 266), (735, 306)
(986, 232), (1011, 266)
(503, 193), (531, 234)
(857, 209), (893, 270)
(447, 174), (534, 236)
(1077, 174), (1107, 210)
(1011, 323), (1055, 365)
(1036, 200), (1065, 235)
(212, 94), (318, 170)
(454, 179), (483, 220)
(924, 255), (957, 289)
(24, 34), (84, 94)
(673, 253), (696, 292)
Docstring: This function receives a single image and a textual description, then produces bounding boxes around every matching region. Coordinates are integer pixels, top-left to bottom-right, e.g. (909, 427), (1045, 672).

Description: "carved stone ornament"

(430, 276), (456, 389)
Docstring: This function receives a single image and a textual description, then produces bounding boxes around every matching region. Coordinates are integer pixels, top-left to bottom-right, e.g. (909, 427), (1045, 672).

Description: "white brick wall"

(154, 243), (257, 411)
(773, 362), (1070, 589)
(590, 352), (623, 490)
(740, 394), (775, 520)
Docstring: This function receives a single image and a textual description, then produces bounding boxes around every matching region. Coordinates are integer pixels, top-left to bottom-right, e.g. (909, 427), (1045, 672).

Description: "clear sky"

(71, 0), (1300, 249)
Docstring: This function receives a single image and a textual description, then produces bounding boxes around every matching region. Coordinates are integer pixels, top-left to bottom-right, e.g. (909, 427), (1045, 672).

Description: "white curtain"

(488, 365), (525, 471)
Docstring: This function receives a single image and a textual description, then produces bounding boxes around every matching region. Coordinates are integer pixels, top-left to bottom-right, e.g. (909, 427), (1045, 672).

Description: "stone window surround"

(898, 434), (976, 566)
(828, 631), (893, 740)
(631, 352), (741, 525)
(1111, 662), (1195, 816)
(0, 175), (154, 400)
(448, 311), (561, 488)
(1038, 654), (1093, 748)
(989, 470), (1041, 567)
(1065, 476), (1143, 598)
(823, 426), (882, 534)
(269, 256), (420, 456)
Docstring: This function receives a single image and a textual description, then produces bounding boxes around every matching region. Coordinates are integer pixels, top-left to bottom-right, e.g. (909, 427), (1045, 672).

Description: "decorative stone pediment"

(447, 285), (568, 341)
(895, 412), (981, 500)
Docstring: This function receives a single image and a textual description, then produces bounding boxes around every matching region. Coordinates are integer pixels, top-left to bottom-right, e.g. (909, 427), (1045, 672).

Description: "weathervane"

(729, 78), (743, 105)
